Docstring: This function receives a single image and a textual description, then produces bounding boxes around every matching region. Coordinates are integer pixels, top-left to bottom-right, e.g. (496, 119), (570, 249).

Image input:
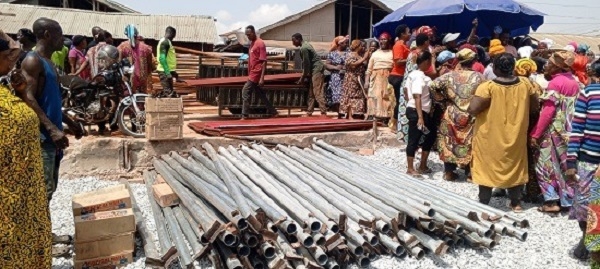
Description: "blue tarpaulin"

(373, 0), (545, 39)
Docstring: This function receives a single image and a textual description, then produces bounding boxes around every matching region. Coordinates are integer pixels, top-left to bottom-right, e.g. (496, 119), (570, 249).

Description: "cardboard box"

(75, 209), (136, 242)
(146, 97), (183, 112)
(152, 183), (180, 207)
(74, 252), (133, 269)
(146, 124), (183, 141)
(146, 112), (184, 126)
(75, 233), (134, 260)
(72, 184), (132, 216)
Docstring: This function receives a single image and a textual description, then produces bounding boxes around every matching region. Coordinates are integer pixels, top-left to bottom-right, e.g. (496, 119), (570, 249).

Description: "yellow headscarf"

(489, 39), (505, 57)
(515, 58), (537, 77)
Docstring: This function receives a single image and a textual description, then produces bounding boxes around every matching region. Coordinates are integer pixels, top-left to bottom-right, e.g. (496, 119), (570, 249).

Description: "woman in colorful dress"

(530, 51), (579, 213)
(365, 32), (395, 122)
(325, 35), (349, 116)
(340, 40), (370, 118)
(117, 25), (156, 94)
(0, 30), (51, 268)
(68, 35), (90, 80)
(514, 58), (544, 203)
(429, 49), (485, 181)
(567, 60), (600, 263)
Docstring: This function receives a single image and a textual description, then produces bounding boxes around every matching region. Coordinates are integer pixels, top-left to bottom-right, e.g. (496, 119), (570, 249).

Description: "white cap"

(442, 33), (460, 44)
(564, 45), (575, 52)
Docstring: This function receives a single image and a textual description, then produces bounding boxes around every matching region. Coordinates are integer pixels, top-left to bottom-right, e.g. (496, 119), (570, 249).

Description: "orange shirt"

(391, 40), (410, 76)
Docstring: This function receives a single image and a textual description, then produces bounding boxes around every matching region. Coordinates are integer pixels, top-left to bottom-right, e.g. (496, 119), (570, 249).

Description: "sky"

(113, 0), (600, 36)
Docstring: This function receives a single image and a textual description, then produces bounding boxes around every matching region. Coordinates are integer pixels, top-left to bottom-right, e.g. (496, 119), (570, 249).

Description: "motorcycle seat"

(59, 75), (92, 91)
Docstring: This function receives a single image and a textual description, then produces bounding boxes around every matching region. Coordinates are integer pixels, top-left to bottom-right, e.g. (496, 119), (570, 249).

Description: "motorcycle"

(61, 58), (148, 138)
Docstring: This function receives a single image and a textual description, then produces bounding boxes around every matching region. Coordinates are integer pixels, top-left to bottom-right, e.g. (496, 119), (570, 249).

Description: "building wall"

(260, 3), (335, 42)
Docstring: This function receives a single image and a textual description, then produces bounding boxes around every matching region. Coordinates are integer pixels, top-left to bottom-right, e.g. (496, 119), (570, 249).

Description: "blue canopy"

(373, 0), (545, 40)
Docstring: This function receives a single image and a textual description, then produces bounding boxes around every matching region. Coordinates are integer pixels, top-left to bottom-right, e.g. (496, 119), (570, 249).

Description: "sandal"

(407, 171), (423, 178)
(52, 245), (71, 258)
(511, 204), (524, 214)
(417, 167), (433, 174)
(537, 204), (561, 214)
(52, 234), (73, 245)
(443, 172), (459, 181)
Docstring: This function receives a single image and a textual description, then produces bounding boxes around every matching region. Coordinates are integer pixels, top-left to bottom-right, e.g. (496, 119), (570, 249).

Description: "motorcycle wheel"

(117, 98), (146, 138)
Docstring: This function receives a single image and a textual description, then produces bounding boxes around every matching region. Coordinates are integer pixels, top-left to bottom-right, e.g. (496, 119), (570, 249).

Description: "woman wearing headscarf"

(430, 48), (485, 181)
(117, 25), (156, 94)
(568, 60), (600, 263)
(514, 58), (544, 203)
(468, 53), (539, 213)
(325, 35), (349, 115)
(572, 54), (589, 86)
(458, 43), (485, 73)
(483, 39), (505, 80)
(68, 35), (90, 80)
(340, 40), (370, 118)
(0, 30), (51, 268)
(530, 51), (579, 213)
(365, 32), (395, 121)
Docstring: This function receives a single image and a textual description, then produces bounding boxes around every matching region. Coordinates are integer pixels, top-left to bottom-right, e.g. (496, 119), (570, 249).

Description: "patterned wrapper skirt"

(367, 69), (395, 118)
(570, 161), (600, 256)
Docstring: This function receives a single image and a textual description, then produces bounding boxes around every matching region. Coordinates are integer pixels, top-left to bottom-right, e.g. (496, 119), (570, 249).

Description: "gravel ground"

(51, 146), (591, 269)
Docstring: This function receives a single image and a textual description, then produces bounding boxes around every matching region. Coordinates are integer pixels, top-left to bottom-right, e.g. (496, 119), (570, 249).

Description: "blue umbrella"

(373, 0), (545, 39)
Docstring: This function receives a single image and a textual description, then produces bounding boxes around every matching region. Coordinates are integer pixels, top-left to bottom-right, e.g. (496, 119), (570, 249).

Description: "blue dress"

(326, 51), (347, 106)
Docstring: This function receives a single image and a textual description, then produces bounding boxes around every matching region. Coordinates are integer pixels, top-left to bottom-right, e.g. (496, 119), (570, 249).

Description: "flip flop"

(52, 245), (71, 258)
(443, 172), (459, 181)
(536, 205), (561, 214)
(52, 234), (73, 245)
(418, 168), (433, 174)
(510, 204), (524, 214)
(407, 171), (423, 178)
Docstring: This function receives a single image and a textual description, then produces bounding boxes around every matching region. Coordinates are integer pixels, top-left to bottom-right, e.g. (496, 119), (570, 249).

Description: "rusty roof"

(529, 33), (600, 54)
(0, 3), (218, 44)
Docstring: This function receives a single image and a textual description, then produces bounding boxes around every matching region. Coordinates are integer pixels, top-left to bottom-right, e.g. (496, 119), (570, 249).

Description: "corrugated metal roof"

(259, 0), (392, 35)
(0, 3), (217, 44)
(529, 33), (600, 54)
(0, 0), (138, 13)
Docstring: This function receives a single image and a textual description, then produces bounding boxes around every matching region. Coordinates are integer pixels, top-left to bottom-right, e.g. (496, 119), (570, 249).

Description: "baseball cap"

(437, 50), (456, 64)
(442, 33), (460, 44)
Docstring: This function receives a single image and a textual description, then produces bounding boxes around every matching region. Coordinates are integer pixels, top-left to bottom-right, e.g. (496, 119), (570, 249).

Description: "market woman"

(0, 30), (51, 268)
(365, 32), (395, 122)
(340, 40), (370, 118)
(325, 35), (349, 115)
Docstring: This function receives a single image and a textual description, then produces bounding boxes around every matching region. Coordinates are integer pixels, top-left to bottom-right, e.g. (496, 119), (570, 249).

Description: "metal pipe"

(506, 226), (528, 241)
(409, 228), (448, 256)
(142, 170), (174, 256)
(325, 258), (340, 269)
(173, 207), (205, 259)
(163, 207), (194, 267)
(410, 246), (425, 259)
(219, 231), (238, 247)
(468, 232), (496, 249)
(260, 242), (276, 259)
(251, 255), (265, 269)
(203, 143), (254, 219)
(362, 230), (379, 246)
(313, 139), (529, 225)
(236, 243), (250, 257)
(242, 233), (259, 248)
(313, 233), (326, 246)
(216, 241), (243, 269)
(375, 220), (391, 234)
(379, 234), (406, 257)
(308, 247), (328, 266)
(397, 230), (419, 248)
(128, 181), (162, 265)
(347, 241), (364, 256)
(297, 231), (315, 248)
(180, 206), (209, 244)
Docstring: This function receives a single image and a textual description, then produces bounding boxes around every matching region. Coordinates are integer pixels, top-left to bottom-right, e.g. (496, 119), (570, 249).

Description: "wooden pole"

(348, 0), (353, 39)
(370, 5), (374, 38)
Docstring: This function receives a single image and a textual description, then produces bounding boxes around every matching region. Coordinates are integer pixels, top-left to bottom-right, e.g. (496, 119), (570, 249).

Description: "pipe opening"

(303, 237), (315, 248)
(310, 221), (322, 233)
(200, 236), (209, 245)
(353, 246), (364, 256)
(488, 241), (497, 249)
(245, 236), (258, 248)
(269, 225), (279, 234)
(455, 238), (464, 247)
(394, 246), (405, 256)
(285, 222), (298, 234)
(520, 232), (528, 241)
(315, 235), (326, 246)
(368, 252), (377, 260)
(399, 251), (408, 259)
(288, 234), (299, 244)
(237, 218), (248, 231)
(379, 223), (391, 234)
(424, 221), (435, 231)
(445, 240), (455, 248)
(369, 236), (379, 246)
(222, 233), (236, 246)
(427, 208), (436, 217)
(330, 224), (340, 234)
(359, 257), (371, 268)
(455, 226), (465, 235)
(412, 248), (425, 259)
(316, 253), (328, 265)
(237, 245), (251, 257)
(483, 230), (493, 238)
(500, 227), (508, 236)
(263, 246), (276, 259)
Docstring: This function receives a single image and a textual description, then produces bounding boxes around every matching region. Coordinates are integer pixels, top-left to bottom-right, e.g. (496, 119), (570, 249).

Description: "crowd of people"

(287, 20), (600, 265)
(0, 17), (183, 267)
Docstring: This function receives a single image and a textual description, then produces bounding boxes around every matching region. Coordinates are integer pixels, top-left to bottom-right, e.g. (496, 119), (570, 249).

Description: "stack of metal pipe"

(146, 139), (529, 268)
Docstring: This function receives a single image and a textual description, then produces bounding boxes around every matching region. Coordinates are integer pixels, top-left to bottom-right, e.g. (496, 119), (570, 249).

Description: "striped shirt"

(567, 83), (600, 169)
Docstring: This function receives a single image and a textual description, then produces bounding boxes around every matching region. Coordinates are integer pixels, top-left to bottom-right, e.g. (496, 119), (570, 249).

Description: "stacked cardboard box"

(72, 184), (136, 269)
(146, 98), (184, 141)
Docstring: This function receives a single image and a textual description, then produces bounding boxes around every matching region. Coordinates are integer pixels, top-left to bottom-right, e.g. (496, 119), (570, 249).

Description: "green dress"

(0, 85), (51, 268)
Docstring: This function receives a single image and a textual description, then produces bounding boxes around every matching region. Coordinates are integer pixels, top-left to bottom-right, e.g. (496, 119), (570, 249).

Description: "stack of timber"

(141, 139), (530, 268)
